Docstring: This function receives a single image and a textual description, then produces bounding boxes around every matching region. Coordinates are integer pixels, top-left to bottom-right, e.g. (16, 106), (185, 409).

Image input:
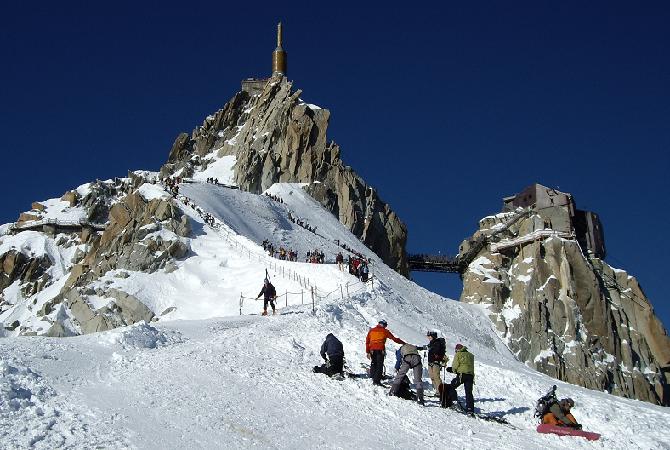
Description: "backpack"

(535, 385), (558, 421)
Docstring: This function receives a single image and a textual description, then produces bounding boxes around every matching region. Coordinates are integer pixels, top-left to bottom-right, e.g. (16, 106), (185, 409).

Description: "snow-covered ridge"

(1, 178), (669, 448)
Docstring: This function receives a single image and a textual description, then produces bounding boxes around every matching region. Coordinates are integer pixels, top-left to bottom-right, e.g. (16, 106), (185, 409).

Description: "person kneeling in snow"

(542, 398), (582, 429)
(313, 333), (345, 377)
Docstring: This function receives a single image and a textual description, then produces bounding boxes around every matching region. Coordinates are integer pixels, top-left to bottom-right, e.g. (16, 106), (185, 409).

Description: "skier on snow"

(256, 278), (277, 316)
(365, 320), (406, 386)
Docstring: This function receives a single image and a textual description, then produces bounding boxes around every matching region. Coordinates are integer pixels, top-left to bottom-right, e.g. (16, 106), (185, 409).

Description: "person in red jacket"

(366, 320), (406, 385)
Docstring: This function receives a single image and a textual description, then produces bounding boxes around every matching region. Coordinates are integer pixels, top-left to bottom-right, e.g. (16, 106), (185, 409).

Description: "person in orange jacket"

(366, 320), (406, 385)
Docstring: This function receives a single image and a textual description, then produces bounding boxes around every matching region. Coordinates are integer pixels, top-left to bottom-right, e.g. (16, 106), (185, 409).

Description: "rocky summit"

(458, 183), (670, 405)
(159, 74), (408, 275)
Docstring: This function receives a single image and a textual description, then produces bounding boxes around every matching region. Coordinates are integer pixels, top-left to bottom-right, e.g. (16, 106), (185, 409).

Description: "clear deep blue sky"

(2, 2), (668, 327)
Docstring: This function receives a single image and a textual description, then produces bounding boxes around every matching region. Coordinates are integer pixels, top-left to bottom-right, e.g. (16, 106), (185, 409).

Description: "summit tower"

(272, 22), (287, 76)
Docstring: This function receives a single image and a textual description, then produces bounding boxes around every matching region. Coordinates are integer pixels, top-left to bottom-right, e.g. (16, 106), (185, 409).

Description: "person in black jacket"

(425, 331), (447, 391)
(256, 278), (277, 316)
(313, 333), (345, 376)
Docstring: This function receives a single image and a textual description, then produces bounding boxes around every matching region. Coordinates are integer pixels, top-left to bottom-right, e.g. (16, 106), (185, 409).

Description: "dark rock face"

(159, 75), (408, 275)
(460, 185), (670, 405)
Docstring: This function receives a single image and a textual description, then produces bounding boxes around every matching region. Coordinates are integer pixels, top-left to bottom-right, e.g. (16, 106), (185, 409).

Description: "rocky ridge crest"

(160, 75), (408, 274)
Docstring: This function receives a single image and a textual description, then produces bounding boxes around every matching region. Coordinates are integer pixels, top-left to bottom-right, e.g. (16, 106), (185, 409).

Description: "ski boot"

(261, 310), (268, 316)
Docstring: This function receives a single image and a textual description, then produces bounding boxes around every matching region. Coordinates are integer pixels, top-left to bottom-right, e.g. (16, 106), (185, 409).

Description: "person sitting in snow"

(542, 398), (582, 429)
(256, 278), (277, 316)
(313, 333), (345, 377)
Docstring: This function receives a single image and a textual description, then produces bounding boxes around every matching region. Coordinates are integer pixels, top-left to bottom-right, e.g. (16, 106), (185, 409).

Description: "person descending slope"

(365, 320), (406, 386)
(313, 333), (345, 377)
(389, 343), (425, 405)
(447, 343), (475, 414)
(256, 278), (277, 316)
(542, 398), (581, 429)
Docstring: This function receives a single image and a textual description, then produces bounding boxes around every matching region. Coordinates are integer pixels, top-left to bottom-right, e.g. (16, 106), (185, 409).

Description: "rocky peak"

(160, 75), (408, 274)
(459, 183), (670, 405)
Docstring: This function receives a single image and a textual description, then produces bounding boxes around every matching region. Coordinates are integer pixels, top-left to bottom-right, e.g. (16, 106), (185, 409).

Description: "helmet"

(455, 343), (464, 351)
(561, 398), (575, 408)
(378, 320), (388, 327)
(426, 331), (438, 339)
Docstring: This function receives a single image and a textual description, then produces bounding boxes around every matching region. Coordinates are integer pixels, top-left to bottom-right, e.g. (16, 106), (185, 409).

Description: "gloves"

(570, 423), (582, 430)
(366, 352), (371, 360)
(446, 367), (453, 373)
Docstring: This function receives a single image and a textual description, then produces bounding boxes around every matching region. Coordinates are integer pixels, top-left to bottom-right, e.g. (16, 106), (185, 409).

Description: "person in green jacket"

(446, 343), (475, 414)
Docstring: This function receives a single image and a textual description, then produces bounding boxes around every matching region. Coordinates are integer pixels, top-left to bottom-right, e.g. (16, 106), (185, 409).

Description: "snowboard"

(536, 424), (601, 441)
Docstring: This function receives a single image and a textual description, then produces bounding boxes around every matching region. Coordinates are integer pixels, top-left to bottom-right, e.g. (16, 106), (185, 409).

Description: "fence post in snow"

(346, 282), (349, 297)
(340, 285), (344, 299)
(239, 293), (243, 316)
(311, 286), (315, 313)
(285, 290), (288, 307)
(301, 290), (304, 304)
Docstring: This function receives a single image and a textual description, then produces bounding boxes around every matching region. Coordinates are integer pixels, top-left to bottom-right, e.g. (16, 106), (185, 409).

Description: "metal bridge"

(9, 218), (107, 234)
(408, 208), (534, 275)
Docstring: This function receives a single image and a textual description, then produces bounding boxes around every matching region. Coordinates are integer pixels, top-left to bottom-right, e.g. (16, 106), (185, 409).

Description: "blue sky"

(1, 1), (668, 328)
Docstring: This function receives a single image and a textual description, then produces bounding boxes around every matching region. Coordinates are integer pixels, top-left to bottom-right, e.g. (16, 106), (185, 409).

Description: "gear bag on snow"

(534, 385), (558, 421)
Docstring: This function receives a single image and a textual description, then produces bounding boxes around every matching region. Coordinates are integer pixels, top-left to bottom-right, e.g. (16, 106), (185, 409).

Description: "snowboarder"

(389, 343), (425, 405)
(542, 398), (581, 429)
(425, 331), (447, 391)
(313, 333), (345, 377)
(447, 343), (475, 414)
(256, 278), (277, 316)
(365, 320), (406, 386)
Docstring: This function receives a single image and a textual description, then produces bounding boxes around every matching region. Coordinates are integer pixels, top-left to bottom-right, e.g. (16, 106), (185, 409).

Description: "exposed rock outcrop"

(1, 174), (191, 336)
(460, 184), (670, 405)
(160, 75), (408, 274)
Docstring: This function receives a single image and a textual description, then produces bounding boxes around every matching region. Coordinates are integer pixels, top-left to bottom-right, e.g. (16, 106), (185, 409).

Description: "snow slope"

(1, 180), (669, 449)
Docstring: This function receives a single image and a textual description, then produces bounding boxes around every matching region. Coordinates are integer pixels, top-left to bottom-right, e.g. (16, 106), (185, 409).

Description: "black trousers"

(451, 373), (475, 412)
(263, 298), (276, 311)
(370, 350), (385, 384)
(313, 356), (344, 376)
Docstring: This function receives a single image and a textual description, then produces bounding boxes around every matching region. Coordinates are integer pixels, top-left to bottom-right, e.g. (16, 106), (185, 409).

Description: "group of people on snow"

(312, 320), (583, 429)
(262, 240), (299, 262)
(164, 177), (181, 196)
(348, 256), (369, 282)
(205, 177), (219, 185)
(312, 320), (475, 412)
